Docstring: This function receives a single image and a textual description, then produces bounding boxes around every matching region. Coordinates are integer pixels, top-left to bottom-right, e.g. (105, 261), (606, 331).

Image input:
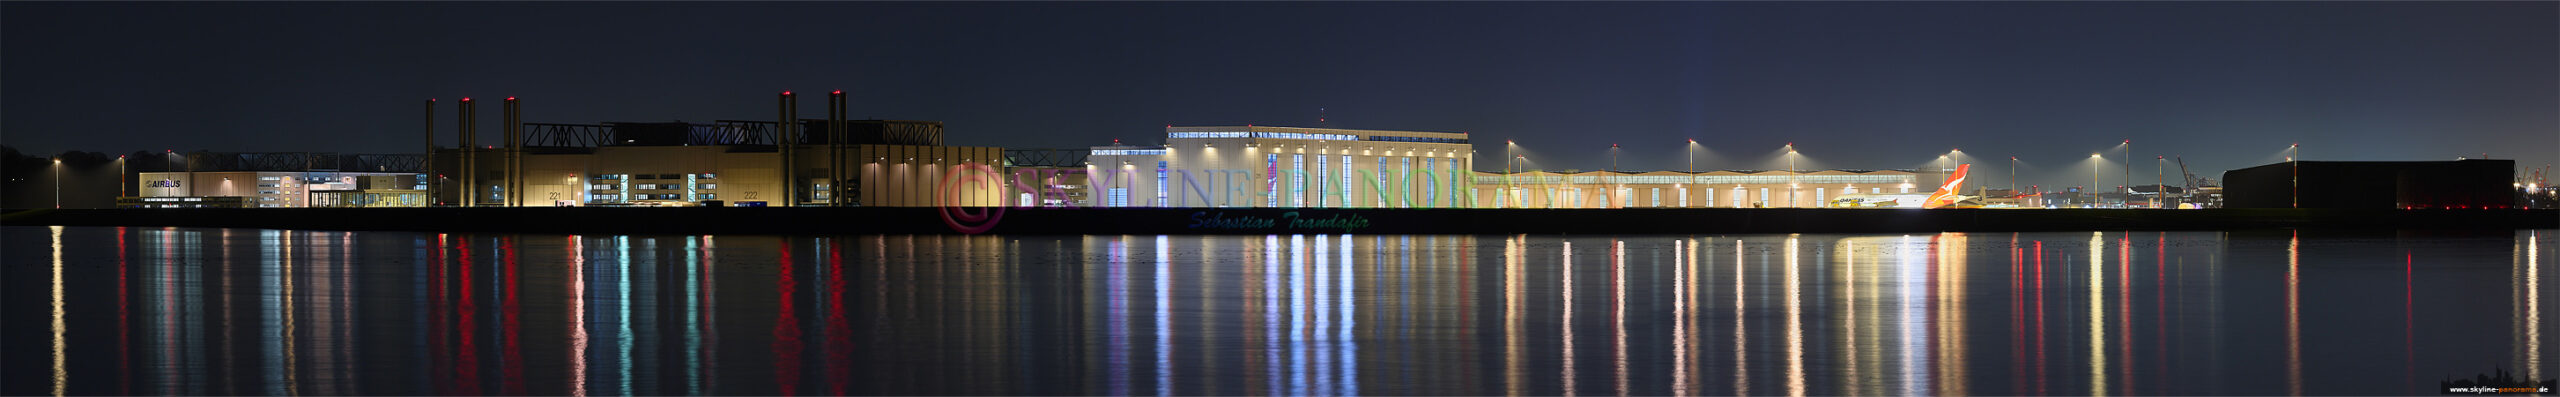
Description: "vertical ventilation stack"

(504, 97), (521, 207)
(829, 90), (846, 206)
(460, 97), (476, 207)
(424, 98), (436, 206)
(779, 91), (798, 206)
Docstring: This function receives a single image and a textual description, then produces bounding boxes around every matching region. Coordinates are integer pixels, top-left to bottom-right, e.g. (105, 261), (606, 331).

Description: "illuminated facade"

(1084, 126), (1476, 208)
(1472, 170), (1920, 208)
(135, 171), (424, 208)
(431, 119), (1005, 207)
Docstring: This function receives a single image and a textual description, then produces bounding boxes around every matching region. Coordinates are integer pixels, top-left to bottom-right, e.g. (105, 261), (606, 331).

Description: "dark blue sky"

(5, 2), (2552, 189)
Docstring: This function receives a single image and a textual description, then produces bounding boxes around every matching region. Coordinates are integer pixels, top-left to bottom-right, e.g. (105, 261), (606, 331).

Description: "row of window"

(1093, 149), (1166, 156)
(588, 173), (719, 181)
(1476, 174), (1913, 185)
(588, 183), (720, 190)
(1364, 136), (1468, 144)
(1166, 131), (1362, 141)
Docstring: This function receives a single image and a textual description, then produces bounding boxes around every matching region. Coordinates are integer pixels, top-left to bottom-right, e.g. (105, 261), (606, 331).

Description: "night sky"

(5, 2), (2552, 189)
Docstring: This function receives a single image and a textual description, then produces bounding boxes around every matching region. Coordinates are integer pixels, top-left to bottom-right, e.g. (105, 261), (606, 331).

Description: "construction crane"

(2176, 156), (2200, 208)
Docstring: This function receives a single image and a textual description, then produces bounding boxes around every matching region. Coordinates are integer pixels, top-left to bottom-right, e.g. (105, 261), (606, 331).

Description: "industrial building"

(2222, 159), (2514, 209)
(423, 94), (1005, 207)
(1084, 126), (1477, 208)
(1472, 169), (1920, 208)
(127, 152), (425, 208)
(1072, 125), (1928, 209)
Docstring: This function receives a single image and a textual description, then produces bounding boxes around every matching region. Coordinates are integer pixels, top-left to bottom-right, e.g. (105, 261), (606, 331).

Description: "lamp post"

(2289, 143), (2299, 208)
(1506, 140), (1516, 174)
(1686, 139), (1696, 173)
(1785, 143), (1797, 208)
(2155, 155), (2164, 209)
(2121, 139), (2131, 200)
(2009, 156), (2019, 194)
(53, 158), (62, 209)
(2092, 152), (2104, 208)
(117, 156), (126, 198)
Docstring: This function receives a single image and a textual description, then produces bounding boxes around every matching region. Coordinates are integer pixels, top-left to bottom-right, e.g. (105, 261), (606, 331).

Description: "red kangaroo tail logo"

(1923, 163), (1970, 209)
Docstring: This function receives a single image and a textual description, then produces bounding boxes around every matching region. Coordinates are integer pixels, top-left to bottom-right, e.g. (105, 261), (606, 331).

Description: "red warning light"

(831, 90), (843, 95)
(461, 97), (472, 102)
(505, 96), (515, 101)
(783, 91), (793, 96)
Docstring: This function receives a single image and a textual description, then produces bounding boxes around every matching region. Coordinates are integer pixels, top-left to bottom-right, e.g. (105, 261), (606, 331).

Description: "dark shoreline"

(5, 207), (2552, 235)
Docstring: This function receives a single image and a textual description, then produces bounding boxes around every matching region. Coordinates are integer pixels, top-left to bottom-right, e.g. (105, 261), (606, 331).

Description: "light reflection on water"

(3, 227), (2553, 396)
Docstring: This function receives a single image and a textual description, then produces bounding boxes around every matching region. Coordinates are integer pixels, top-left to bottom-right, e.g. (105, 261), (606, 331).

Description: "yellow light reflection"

(1785, 234), (1805, 397)
(1935, 233), (1969, 396)
(570, 236), (588, 397)
(1612, 239), (1629, 397)
(2529, 231), (2542, 388)
(1838, 239), (1857, 397)
(52, 225), (67, 397)
(1505, 236), (1524, 396)
(2091, 231), (2107, 397)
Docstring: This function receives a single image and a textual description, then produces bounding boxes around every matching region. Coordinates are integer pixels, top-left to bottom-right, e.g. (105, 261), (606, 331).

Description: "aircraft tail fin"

(1923, 164), (1971, 209)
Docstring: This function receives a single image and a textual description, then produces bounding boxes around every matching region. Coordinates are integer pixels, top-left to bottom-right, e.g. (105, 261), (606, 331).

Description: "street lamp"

(2289, 143), (2299, 208)
(117, 155), (126, 198)
(1608, 143), (1619, 173)
(53, 158), (62, 209)
(1506, 140), (1517, 174)
(2155, 155), (2164, 209)
(2009, 156), (2019, 194)
(1785, 143), (1798, 207)
(1686, 139), (1697, 173)
(2092, 152), (2104, 208)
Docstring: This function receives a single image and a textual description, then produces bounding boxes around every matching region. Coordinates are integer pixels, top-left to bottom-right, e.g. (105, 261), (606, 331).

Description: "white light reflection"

(1563, 240), (1577, 397)
(1263, 235), (1281, 396)
(1672, 238), (1690, 397)
(1734, 239), (1748, 396)
(1898, 235), (1929, 396)
(1784, 234), (1804, 397)
(1108, 237), (1131, 396)
(1313, 235), (1332, 397)
(1338, 234), (1358, 396)
(1156, 235), (1172, 397)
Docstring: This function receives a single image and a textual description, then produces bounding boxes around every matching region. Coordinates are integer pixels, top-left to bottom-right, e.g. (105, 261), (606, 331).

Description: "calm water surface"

(2, 226), (2551, 395)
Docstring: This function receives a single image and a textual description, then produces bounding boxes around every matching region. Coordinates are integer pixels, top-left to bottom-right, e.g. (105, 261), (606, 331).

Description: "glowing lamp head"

(782, 91), (792, 96)
(505, 96), (515, 101)
(831, 90), (842, 95)
(460, 97), (471, 102)
(2092, 153), (2102, 158)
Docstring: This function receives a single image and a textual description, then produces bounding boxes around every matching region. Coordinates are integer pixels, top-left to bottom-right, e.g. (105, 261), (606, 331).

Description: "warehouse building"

(2222, 159), (2514, 209)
